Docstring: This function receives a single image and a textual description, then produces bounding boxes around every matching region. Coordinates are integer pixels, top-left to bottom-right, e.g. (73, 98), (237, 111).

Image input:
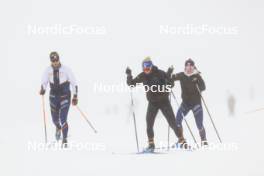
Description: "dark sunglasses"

(185, 63), (194, 67)
(51, 59), (59, 63)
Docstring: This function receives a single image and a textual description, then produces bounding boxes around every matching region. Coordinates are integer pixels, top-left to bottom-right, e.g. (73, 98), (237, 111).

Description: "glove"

(167, 65), (174, 76)
(172, 74), (176, 80)
(126, 67), (132, 76)
(72, 95), (78, 106)
(39, 86), (45, 95)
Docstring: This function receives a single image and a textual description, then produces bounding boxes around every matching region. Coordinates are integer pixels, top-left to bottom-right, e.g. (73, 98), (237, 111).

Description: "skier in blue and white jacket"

(39, 51), (78, 147)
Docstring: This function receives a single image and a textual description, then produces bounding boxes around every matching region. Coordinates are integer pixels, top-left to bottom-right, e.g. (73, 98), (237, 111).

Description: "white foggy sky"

(2, 1), (264, 176)
(4, 0), (264, 118)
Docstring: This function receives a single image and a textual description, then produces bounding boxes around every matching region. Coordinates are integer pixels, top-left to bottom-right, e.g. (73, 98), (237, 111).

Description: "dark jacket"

(127, 66), (174, 103)
(172, 71), (206, 105)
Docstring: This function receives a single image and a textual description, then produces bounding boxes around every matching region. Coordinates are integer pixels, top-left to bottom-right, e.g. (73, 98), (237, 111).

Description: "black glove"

(171, 74), (176, 80)
(39, 86), (45, 95)
(72, 95), (78, 106)
(126, 67), (132, 76)
(167, 66), (174, 76)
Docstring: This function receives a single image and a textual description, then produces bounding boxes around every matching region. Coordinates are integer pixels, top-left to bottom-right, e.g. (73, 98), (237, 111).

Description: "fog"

(3, 0), (264, 176)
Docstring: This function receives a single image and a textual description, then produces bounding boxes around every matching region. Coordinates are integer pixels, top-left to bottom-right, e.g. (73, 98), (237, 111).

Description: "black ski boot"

(143, 139), (155, 153)
(174, 127), (190, 149)
(172, 138), (190, 150)
(201, 140), (208, 146)
(143, 143), (155, 153)
(178, 138), (189, 149)
(200, 128), (208, 147)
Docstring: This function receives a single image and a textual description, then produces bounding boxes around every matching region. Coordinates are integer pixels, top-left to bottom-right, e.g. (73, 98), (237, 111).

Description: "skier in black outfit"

(171, 58), (208, 146)
(126, 57), (186, 152)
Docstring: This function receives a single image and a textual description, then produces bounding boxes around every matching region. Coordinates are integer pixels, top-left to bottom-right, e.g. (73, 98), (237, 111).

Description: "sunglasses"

(51, 58), (59, 63)
(185, 63), (194, 67)
(143, 62), (152, 68)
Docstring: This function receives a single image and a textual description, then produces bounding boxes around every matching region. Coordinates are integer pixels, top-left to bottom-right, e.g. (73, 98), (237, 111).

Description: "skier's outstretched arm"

(171, 73), (183, 82)
(126, 67), (143, 86)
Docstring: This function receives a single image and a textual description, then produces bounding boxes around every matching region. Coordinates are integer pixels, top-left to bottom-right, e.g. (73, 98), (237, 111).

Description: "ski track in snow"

(1, 109), (264, 176)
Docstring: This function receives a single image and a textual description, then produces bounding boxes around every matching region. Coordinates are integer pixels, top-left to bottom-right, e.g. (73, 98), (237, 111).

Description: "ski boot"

(200, 128), (208, 147)
(143, 139), (155, 153)
(174, 127), (190, 149)
(173, 138), (190, 150)
(61, 138), (68, 148)
(201, 140), (209, 147)
(143, 143), (155, 153)
(55, 127), (61, 141)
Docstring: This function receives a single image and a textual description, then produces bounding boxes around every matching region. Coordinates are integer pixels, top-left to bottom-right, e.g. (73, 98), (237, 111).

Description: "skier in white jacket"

(40, 51), (78, 147)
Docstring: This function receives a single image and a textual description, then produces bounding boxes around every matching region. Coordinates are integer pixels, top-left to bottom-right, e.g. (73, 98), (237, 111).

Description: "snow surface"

(1, 101), (264, 176)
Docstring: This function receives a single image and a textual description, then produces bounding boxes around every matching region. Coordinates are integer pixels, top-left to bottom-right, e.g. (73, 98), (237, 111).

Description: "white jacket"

(41, 65), (78, 95)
